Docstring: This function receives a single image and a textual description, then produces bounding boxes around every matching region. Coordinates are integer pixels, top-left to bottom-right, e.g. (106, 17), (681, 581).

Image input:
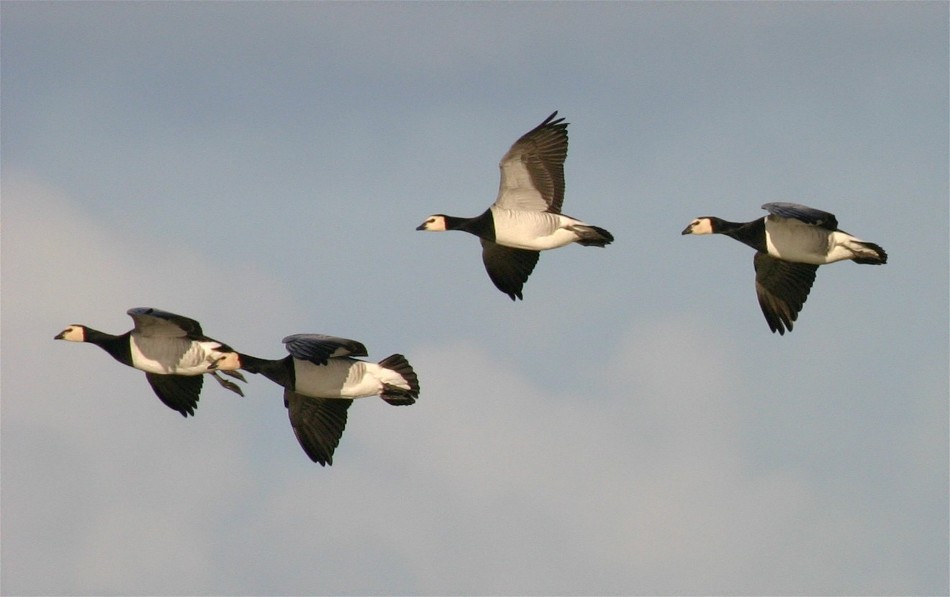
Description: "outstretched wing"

(480, 239), (540, 301)
(494, 111), (569, 214)
(282, 334), (368, 365)
(128, 307), (203, 338)
(285, 390), (352, 466)
(753, 252), (819, 335)
(144, 372), (202, 417)
(762, 203), (838, 231)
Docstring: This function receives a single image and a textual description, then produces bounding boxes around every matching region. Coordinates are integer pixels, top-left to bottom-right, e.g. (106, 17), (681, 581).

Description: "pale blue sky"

(2, 2), (948, 595)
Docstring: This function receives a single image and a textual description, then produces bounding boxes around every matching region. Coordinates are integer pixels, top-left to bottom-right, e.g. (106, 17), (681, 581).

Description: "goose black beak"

(54, 331), (66, 340)
(415, 223), (426, 231)
(681, 225), (693, 235)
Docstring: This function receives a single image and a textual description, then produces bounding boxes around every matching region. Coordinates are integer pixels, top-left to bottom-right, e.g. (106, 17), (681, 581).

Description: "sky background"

(2, 3), (947, 595)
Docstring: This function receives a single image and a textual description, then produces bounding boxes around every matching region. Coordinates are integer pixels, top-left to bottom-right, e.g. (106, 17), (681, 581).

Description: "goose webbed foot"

(210, 371), (245, 397)
(218, 369), (246, 383)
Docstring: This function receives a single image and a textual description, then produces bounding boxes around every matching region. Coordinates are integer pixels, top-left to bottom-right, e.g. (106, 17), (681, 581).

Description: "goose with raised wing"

(682, 202), (887, 334)
(54, 307), (246, 416)
(416, 111), (614, 300)
(237, 334), (420, 466)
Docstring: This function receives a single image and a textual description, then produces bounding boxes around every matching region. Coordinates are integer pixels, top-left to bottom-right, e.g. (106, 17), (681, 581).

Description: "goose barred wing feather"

(480, 239), (540, 301)
(762, 202), (838, 230)
(144, 372), (202, 417)
(128, 307), (203, 338)
(753, 252), (818, 335)
(285, 390), (351, 466)
(282, 334), (369, 365)
(495, 111), (569, 214)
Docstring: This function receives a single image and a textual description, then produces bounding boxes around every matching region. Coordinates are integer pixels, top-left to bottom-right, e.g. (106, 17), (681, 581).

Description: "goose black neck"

(445, 210), (495, 240)
(239, 353), (294, 388)
(86, 328), (133, 365)
(717, 217), (766, 252)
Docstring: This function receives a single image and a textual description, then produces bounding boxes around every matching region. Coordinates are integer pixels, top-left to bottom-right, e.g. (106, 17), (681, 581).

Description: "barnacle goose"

(682, 202), (887, 334)
(237, 334), (420, 466)
(416, 111), (614, 300)
(54, 307), (246, 416)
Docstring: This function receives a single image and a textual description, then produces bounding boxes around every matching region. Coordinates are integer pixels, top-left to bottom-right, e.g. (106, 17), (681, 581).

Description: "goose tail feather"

(571, 224), (614, 247)
(377, 354), (420, 406)
(851, 241), (887, 265)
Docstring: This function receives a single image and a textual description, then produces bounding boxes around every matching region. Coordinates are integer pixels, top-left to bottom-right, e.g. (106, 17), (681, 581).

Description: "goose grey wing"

(753, 252), (818, 335)
(494, 111), (568, 214)
(282, 334), (369, 365)
(285, 390), (352, 466)
(144, 372), (202, 417)
(480, 239), (540, 301)
(762, 203), (838, 230)
(128, 307), (202, 338)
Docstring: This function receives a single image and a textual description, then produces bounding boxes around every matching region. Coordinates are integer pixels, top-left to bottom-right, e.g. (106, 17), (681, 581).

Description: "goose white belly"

(764, 216), (854, 265)
(490, 208), (582, 250)
(130, 336), (224, 375)
(293, 358), (382, 399)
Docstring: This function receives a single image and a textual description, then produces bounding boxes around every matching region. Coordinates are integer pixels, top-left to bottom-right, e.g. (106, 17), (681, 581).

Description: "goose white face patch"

(685, 218), (714, 235)
(417, 215), (447, 231)
(55, 325), (85, 342)
(214, 351), (242, 371)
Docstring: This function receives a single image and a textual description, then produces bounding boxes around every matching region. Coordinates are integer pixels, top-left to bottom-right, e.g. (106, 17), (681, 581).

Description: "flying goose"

(54, 307), (246, 416)
(682, 202), (887, 334)
(416, 111), (614, 300)
(237, 334), (420, 466)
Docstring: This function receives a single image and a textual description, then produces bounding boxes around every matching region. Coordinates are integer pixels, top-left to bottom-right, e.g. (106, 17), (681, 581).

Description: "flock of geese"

(55, 111), (888, 465)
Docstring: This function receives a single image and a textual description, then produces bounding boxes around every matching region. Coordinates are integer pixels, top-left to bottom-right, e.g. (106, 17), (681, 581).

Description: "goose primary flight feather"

(416, 111), (614, 300)
(54, 307), (246, 416)
(682, 202), (887, 334)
